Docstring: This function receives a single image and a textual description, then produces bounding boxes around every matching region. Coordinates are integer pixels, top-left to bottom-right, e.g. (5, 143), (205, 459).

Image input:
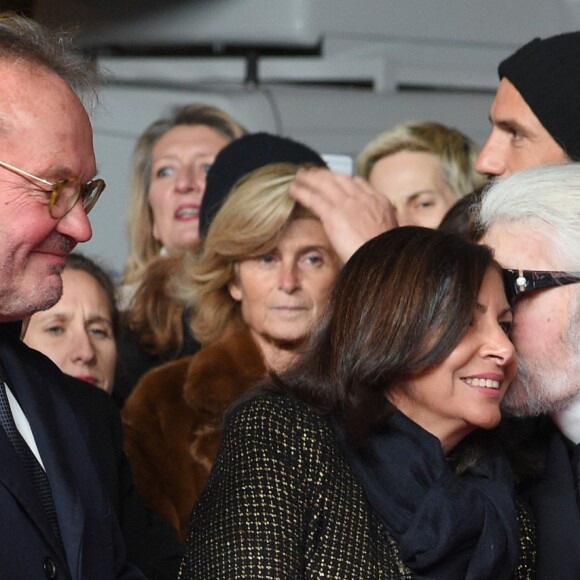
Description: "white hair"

(477, 163), (580, 271)
(502, 293), (580, 417)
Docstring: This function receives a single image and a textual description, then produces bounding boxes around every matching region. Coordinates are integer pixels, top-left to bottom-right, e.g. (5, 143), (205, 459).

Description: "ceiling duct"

(34, 0), (575, 92)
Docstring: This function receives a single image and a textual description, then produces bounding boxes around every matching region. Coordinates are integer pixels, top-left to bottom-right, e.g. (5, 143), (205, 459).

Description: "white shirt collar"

(552, 393), (580, 444)
(4, 384), (45, 469)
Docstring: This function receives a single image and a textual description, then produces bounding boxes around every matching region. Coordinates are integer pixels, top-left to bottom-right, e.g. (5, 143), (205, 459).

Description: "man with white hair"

(478, 163), (580, 578)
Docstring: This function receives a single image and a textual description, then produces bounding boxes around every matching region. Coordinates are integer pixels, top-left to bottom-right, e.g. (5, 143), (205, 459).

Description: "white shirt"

(4, 383), (45, 469)
(552, 393), (580, 445)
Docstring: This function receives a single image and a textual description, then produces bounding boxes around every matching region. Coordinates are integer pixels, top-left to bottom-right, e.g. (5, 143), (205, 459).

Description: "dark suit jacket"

(519, 417), (580, 579)
(0, 322), (175, 579)
(60, 374), (183, 579)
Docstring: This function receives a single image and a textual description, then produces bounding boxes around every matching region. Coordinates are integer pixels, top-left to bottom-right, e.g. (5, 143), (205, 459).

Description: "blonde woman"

(356, 120), (485, 228)
(114, 133), (327, 405)
(121, 103), (247, 298)
(122, 163), (342, 539)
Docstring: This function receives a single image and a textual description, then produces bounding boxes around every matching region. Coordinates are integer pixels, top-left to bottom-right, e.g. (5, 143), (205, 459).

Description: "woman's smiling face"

(387, 267), (516, 453)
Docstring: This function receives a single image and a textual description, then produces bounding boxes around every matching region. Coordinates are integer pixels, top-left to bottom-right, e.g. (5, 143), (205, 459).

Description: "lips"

(35, 234), (75, 263)
(37, 233), (75, 255)
(76, 374), (98, 386)
(463, 377), (500, 389)
(175, 205), (199, 219)
(271, 305), (309, 314)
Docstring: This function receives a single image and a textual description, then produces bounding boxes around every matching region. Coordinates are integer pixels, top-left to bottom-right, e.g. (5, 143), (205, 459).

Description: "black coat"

(61, 376), (184, 579)
(0, 322), (182, 579)
(180, 392), (535, 579)
(521, 417), (580, 579)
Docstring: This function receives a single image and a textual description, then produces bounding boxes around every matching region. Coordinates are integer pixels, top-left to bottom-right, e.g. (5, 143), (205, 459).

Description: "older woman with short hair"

(122, 162), (341, 539)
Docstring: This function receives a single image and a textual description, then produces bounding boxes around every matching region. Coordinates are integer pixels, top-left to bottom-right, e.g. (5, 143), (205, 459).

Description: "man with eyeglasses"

(478, 163), (580, 578)
(0, 14), (183, 580)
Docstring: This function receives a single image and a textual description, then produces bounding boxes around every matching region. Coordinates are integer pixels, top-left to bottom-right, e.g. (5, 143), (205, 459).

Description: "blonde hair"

(356, 120), (485, 199)
(175, 163), (322, 345)
(122, 104), (247, 285)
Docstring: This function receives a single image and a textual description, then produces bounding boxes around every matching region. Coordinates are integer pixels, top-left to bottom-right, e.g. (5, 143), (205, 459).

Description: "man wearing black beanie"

(475, 31), (580, 179)
(474, 33), (580, 580)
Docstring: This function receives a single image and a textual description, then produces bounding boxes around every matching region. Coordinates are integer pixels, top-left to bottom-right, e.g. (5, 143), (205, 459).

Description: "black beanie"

(199, 132), (326, 238)
(498, 32), (580, 161)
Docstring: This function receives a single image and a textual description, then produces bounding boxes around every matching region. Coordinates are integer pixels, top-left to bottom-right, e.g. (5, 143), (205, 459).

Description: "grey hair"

(477, 163), (580, 271)
(0, 12), (98, 103)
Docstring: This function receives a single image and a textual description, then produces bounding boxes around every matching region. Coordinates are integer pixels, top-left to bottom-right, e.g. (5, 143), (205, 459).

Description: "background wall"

(31, 0), (579, 276)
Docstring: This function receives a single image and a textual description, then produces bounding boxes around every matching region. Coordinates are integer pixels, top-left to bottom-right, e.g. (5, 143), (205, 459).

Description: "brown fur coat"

(121, 323), (266, 540)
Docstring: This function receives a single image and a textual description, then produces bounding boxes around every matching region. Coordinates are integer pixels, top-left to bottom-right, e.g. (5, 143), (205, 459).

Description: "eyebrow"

(404, 190), (441, 203)
(44, 164), (100, 181)
(86, 315), (113, 326)
(492, 116), (532, 138)
(153, 151), (218, 162)
(40, 312), (70, 323)
(298, 245), (333, 254)
(39, 310), (112, 324)
(475, 302), (513, 318)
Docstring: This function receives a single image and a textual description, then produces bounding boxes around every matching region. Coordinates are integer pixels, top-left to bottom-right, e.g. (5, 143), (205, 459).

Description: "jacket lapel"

(0, 336), (85, 576)
(0, 425), (61, 540)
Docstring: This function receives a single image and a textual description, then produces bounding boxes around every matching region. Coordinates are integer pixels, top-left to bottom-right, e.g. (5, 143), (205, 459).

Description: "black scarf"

(332, 412), (519, 579)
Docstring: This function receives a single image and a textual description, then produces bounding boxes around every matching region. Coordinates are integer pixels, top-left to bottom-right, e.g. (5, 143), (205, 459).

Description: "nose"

(72, 330), (97, 365)
(481, 323), (516, 368)
(55, 199), (92, 243)
(278, 262), (300, 293)
(175, 164), (204, 194)
(474, 133), (506, 178)
(396, 208), (412, 227)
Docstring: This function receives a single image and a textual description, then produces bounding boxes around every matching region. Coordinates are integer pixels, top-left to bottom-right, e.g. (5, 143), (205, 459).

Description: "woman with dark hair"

(178, 227), (535, 579)
(22, 253), (186, 577)
(23, 253), (119, 394)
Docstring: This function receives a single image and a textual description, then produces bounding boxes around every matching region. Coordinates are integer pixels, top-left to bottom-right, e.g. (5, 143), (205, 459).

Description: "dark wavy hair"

(271, 226), (495, 445)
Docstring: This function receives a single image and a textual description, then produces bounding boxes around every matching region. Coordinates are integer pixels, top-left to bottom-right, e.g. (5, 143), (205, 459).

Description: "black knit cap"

(498, 31), (580, 161)
(199, 132), (326, 238)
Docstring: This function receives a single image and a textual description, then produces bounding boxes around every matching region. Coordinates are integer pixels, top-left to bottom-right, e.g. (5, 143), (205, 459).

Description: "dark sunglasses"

(502, 268), (580, 304)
